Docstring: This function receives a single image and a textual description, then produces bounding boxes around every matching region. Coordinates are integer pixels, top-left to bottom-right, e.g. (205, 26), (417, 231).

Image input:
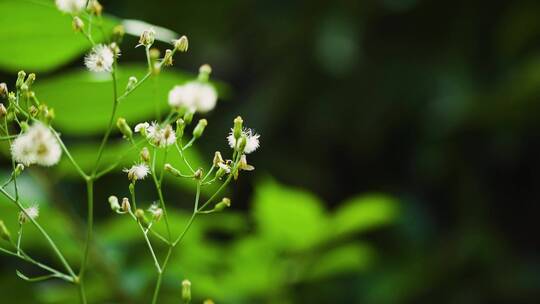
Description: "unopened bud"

(176, 119), (185, 138)
(233, 116), (243, 139)
(29, 105), (38, 117)
(192, 119), (207, 139)
(16, 71), (26, 89)
(139, 28), (156, 47)
(163, 49), (174, 66)
(0, 104), (7, 118)
(24, 73), (36, 88)
(108, 196), (120, 212)
(14, 164), (24, 177)
(182, 279), (192, 303)
(174, 35), (189, 52)
(0, 220), (10, 241)
(126, 76), (138, 91)
(0, 83), (7, 98)
(121, 197), (131, 213)
(112, 25), (125, 42)
(213, 151), (224, 167)
(135, 208), (149, 226)
(110, 42), (121, 57)
(149, 48), (160, 61)
(164, 163), (181, 177)
(20, 121), (29, 132)
(88, 0), (103, 16)
(193, 168), (203, 180)
(140, 147), (150, 163)
(116, 118), (132, 139)
(44, 108), (55, 123)
(237, 136), (247, 153)
(198, 64), (212, 82)
(20, 83), (28, 92)
(213, 197), (231, 212)
(72, 16), (84, 32)
(183, 110), (194, 125)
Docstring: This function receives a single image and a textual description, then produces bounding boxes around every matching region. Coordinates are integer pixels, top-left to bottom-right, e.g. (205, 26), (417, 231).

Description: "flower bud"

(192, 119), (207, 139)
(126, 76), (138, 91)
(0, 220), (10, 241)
(182, 279), (191, 303)
(148, 205), (163, 222)
(149, 48), (160, 61)
(139, 28), (156, 47)
(24, 73), (36, 88)
(110, 42), (121, 57)
(163, 49), (174, 66)
(0, 83), (7, 99)
(213, 151), (224, 167)
(29, 105), (38, 117)
(135, 208), (149, 227)
(174, 35), (189, 52)
(164, 163), (181, 177)
(183, 110), (194, 125)
(14, 164), (24, 177)
(233, 116), (243, 139)
(108, 196), (120, 212)
(116, 118), (133, 139)
(16, 71), (26, 89)
(72, 16), (84, 32)
(88, 0), (103, 16)
(0, 104), (7, 118)
(198, 64), (212, 82)
(121, 197), (131, 213)
(20, 121), (29, 132)
(237, 136), (247, 153)
(140, 147), (150, 163)
(213, 197), (231, 212)
(176, 119), (185, 138)
(112, 25), (125, 43)
(44, 108), (55, 123)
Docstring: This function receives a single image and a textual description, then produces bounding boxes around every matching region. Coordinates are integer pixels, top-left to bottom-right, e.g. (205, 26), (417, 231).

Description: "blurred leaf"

(0, 0), (118, 72)
(34, 65), (193, 135)
(331, 193), (399, 238)
(304, 243), (375, 281)
(253, 178), (327, 251)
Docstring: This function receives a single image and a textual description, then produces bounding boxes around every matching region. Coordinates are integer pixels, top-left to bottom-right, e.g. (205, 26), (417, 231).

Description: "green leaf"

(304, 243), (375, 281)
(253, 178), (327, 251)
(33, 65), (196, 135)
(0, 0), (118, 72)
(332, 193), (399, 238)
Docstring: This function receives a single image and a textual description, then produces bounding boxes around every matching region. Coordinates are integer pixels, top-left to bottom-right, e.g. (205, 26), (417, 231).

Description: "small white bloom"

(124, 163), (150, 181)
(55, 0), (86, 14)
(19, 204), (39, 224)
(148, 204), (163, 222)
(134, 122), (149, 133)
(168, 81), (217, 113)
(218, 162), (231, 174)
(84, 44), (114, 72)
(11, 122), (62, 166)
(145, 122), (176, 147)
(227, 128), (260, 154)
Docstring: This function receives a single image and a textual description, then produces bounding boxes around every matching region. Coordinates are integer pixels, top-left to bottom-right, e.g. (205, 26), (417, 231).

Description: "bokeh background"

(1, 0), (540, 303)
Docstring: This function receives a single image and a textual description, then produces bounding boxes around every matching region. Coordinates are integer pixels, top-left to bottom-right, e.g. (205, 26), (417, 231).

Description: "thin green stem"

(150, 247), (173, 304)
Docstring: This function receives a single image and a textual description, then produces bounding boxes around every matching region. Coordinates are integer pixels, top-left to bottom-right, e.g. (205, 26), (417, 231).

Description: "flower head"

(148, 204), (163, 222)
(19, 204), (39, 224)
(124, 163), (150, 181)
(138, 122), (176, 147)
(11, 122), (62, 166)
(168, 82), (217, 113)
(55, 0), (86, 14)
(227, 128), (260, 154)
(84, 44), (114, 72)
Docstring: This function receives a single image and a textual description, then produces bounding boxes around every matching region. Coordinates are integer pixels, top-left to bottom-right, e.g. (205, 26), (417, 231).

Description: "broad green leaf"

(0, 0), (118, 72)
(33, 65), (194, 135)
(253, 178), (327, 251)
(304, 243), (375, 281)
(332, 193), (399, 237)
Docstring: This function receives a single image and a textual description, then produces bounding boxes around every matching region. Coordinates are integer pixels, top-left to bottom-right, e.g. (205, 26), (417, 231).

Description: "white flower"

(84, 44), (114, 72)
(55, 0), (86, 14)
(227, 128), (260, 154)
(124, 163), (150, 181)
(11, 122), (62, 166)
(19, 205), (39, 223)
(148, 204), (163, 221)
(142, 122), (176, 147)
(168, 81), (217, 113)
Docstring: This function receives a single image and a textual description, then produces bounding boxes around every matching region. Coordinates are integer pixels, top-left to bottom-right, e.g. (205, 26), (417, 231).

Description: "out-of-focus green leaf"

(34, 65), (194, 135)
(0, 0), (118, 72)
(253, 178), (328, 251)
(304, 243), (375, 281)
(331, 193), (399, 238)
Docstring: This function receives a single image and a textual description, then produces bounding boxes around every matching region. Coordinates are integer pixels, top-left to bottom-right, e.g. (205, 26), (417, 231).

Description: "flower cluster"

(11, 122), (62, 167)
(84, 44), (115, 72)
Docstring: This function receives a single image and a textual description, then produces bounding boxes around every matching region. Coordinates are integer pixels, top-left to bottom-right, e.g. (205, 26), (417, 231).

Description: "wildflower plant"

(0, 1), (259, 303)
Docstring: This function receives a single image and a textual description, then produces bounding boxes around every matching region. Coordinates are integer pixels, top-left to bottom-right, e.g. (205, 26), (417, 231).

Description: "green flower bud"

(139, 28), (156, 47)
(192, 119), (207, 139)
(182, 279), (191, 303)
(233, 116), (243, 139)
(0, 83), (7, 99)
(183, 110), (194, 125)
(176, 119), (185, 139)
(14, 164), (24, 177)
(237, 136), (247, 153)
(174, 35), (189, 52)
(116, 118), (133, 139)
(163, 49), (174, 66)
(121, 197), (131, 213)
(0, 104), (7, 118)
(164, 163), (182, 177)
(198, 64), (212, 82)
(140, 147), (150, 163)
(72, 16), (84, 32)
(135, 208), (149, 227)
(24, 73), (36, 88)
(193, 168), (203, 180)
(213, 197), (231, 212)
(108, 196), (120, 212)
(16, 71), (26, 89)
